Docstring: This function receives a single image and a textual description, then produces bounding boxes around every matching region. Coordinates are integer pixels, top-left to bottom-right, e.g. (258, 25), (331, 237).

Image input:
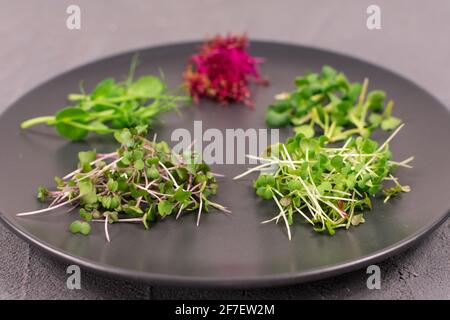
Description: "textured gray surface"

(0, 0), (449, 299)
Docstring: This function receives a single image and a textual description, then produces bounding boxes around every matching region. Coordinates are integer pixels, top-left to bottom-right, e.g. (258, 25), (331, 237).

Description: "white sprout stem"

(276, 214), (281, 224)
(329, 189), (352, 196)
(339, 153), (383, 157)
(135, 184), (162, 200)
(16, 195), (81, 216)
(272, 194), (292, 240)
(145, 179), (158, 189)
(63, 152), (117, 180)
(383, 176), (399, 181)
(188, 183), (202, 192)
(208, 201), (231, 214)
(92, 218), (143, 223)
(299, 194), (321, 221)
(176, 204), (184, 220)
(282, 144), (296, 170)
(261, 213), (282, 224)
(294, 207), (314, 225)
(365, 167), (378, 177)
(143, 169), (149, 186)
(79, 157), (122, 181)
(302, 184), (332, 224)
(66, 205), (79, 213)
(305, 148), (322, 198)
(388, 156), (414, 168)
(271, 187), (285, 198)
(320, 195), (356, 202)
(356, 124), (405, 178)
(159, 161), (179, 188)
(48, 192), (68, 208)
(318, 198), (347, 219)
(233, 162), (274, 180)
(196, 195), (203, 227)
(210, 172), (225, 177)
(114, 218), (143, 222)
(377, 123), (404, 152)
(297, 176), (325, 219)
(245, 154), (305, 164)
(346, 192), (357, 229)
(104, 215), (110, 243)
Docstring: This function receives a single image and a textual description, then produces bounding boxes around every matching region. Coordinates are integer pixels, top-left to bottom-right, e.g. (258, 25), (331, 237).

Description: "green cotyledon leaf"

(128, 76), (164, 98)
(55, 107), (89, 140)
(78, 179), (97, 204)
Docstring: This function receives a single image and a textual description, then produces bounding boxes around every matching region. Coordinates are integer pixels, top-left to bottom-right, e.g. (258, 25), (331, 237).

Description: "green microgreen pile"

(234, 125), (413, 239)
(266, 66), (402, 142)
(17, 127), (229, 242)
(20, 57), (188, 141)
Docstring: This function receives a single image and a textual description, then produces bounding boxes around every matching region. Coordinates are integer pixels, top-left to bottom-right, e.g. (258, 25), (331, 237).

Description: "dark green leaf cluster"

(35, 128), (223, 239)
(21, 58), (189, 140)
(265, 66), (402, 142)
(249, 131), (411, 237)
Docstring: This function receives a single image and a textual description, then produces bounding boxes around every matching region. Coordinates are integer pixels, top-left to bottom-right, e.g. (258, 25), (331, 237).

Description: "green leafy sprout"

(16, 127), (229, 242)
(265, 66), (402, 142)
(234, 124), (413, 239)
(20, 56), (189, 141)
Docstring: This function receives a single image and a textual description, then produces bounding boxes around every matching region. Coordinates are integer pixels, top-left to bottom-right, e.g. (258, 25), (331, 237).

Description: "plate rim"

(1, 40), (449, 288)
(1, 209), (448, 288)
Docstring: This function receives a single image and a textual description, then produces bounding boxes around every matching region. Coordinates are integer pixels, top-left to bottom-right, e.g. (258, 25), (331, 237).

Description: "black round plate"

(0, 42), (449, 288)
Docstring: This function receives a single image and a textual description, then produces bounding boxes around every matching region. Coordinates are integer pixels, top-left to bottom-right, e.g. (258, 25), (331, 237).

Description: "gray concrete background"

(0, 0), (449, 299)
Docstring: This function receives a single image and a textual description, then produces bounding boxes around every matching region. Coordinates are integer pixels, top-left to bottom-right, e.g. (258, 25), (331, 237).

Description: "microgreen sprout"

(234, 124), (413, 238)
(266, 66), (402, 142)
(21, 56), (189, 140)
(184, 34), (267, 107)
(16, 127), (228, 242)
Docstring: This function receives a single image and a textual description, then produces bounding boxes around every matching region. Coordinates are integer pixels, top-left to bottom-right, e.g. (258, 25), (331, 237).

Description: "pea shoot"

(266, 66), (402, 142)
(234, 124), (413, 239)
(20, 56), (189, 141)
(17, 127), (229, 242)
